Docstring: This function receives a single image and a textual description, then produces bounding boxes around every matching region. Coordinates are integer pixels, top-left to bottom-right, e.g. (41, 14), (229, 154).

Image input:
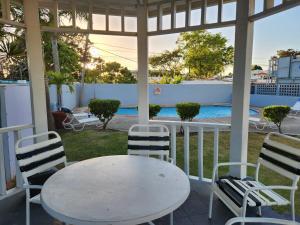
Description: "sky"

(88, 1), (300, 72)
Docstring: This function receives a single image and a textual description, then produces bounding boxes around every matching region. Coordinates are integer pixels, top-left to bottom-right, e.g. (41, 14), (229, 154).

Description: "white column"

(24, 0), (48, 133)
(229, 0), (254, 177)
(137, 4), (149, 124)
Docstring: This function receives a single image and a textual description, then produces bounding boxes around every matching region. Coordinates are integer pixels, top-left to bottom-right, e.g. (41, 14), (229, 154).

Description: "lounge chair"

(249, 117), (276, 130)
(290, 98), (300, 116)
(61, 107), (89, 118)
(63, 113), (102, 131)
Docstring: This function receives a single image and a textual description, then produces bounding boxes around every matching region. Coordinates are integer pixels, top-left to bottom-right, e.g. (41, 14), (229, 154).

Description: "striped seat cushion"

(217, 176), (289, 208)
(128, 134), (170, 151)
(16, 138), (66, 178)
(259, 139), (300, 177)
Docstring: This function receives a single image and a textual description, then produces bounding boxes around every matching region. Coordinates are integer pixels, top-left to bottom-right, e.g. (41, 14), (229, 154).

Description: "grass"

(60, 129), (300, 216)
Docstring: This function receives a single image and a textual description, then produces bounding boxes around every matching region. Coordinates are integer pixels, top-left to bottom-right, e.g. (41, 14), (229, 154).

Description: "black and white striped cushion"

(128, 134), (170, 151)
(16, 137), (66, 179)
(259, 139), (300, 177)
(217, 176), (289, 207)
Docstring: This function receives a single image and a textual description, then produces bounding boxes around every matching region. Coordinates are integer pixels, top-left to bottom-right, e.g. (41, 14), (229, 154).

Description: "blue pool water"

(116, 105), (258, 119)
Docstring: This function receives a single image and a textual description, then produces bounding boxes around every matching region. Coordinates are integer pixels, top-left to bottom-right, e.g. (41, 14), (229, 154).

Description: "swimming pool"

(116, 105), (258, 119)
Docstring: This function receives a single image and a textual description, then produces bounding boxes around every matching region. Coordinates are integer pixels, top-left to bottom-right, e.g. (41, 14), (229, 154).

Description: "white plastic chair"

(128, 124), (174, 225)
(225, 217), (300, 225)
(249, 117), (276, 130)
(209, 132), (300, 223)
(62, 113), (102, 131)
(15, 131), (69, 225)
(128, 124), (172, 162)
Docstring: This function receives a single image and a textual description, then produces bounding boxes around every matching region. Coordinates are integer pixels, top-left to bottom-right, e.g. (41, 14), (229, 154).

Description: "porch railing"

(150, 120), (231, 182)
(0, 124), (34, 199)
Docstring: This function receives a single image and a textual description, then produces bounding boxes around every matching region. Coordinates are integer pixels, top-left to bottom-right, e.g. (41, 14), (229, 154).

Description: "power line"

(93, 42), (159, 54)
(93, 46), (137, 63)
(93, 42), (137, 51)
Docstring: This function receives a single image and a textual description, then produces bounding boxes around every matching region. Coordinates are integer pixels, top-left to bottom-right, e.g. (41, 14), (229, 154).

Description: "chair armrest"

(242, 185), (298, 209)
(23, 185), (43, 190)
(225, 217), (300, 225)
(212, 162), (257, 183)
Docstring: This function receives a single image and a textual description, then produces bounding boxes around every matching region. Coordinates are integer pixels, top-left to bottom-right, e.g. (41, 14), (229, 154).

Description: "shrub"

(149, 104), (161, 119)
(89, 99), (121, 129)
(263, 105), (290, 133)
(176, 102), (200, 121)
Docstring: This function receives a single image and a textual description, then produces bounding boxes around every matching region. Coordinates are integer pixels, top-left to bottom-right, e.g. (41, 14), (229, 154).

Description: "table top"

(41, 155), (190, 225)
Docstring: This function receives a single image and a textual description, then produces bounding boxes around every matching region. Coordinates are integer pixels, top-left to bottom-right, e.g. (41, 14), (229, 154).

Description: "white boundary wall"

(48, 83), (300, 109)
(52, 83), (234, 108)
(250, 94), (299, 107)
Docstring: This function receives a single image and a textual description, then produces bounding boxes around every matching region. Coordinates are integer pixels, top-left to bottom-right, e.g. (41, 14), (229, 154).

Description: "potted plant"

(48, 71), (74, 129)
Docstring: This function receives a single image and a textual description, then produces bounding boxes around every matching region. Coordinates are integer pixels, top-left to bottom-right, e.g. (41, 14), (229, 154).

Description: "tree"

(149, 49), (183, 78)
(0, 34), (27, 80)
(84, 69), (101, 83)
(277, 49), (300, 58)
(177, 30), (234, 79)
(48, 71), (74, 111)
(89, 99), (121, 130)
(263, 105), (290, 133)
(43, 35), (81, 75)
(252, 65), (263, 71)
(100, 62), (136, 84)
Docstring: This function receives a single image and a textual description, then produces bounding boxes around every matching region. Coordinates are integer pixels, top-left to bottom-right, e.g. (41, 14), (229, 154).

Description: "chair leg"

(170, 212), (174, 225)
(208, 191), (214, 219)
(291, 191), (296, 221)
(257, 206), (262, 216)
(26, 197), (30, 225)
(240, 205), (247, 225)
(291, 203), (295, 221)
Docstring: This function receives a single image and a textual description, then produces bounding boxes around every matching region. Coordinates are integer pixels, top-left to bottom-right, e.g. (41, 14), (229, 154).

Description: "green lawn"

(60, 129), (300, 216)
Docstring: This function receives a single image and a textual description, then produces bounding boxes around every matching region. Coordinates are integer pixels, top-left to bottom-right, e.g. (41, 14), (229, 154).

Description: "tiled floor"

(0, 180), (299, 225)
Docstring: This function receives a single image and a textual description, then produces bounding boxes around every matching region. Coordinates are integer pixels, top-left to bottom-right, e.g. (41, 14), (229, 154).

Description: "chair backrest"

(128, 124), (170, 161)
(258, 132), (300, 182)
(15, 131), (67, 184)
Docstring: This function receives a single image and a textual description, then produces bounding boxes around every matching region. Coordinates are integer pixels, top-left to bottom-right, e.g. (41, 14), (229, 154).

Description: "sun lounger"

(62, 113), (102, 131)
(249, 117), (276, 130)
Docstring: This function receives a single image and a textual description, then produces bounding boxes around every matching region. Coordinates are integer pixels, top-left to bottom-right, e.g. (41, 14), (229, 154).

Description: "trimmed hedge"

(149, 104), (161, 119)
(263, 105), (290, 133)
(89, 99), (121, 129)
(176, 102), (200, 121)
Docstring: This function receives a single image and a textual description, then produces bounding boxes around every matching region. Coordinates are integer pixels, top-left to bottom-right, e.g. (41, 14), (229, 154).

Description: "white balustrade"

(150, 120), (231, 182)
(0, 124), (33, 198)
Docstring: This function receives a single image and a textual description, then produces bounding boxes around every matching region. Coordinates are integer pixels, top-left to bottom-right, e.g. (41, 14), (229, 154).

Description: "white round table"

(41, 155), (190, 225)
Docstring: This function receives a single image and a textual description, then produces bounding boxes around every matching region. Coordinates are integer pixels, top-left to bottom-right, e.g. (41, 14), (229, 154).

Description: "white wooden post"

(229, 0), (254, 178)
(0, 134), (6, 195)
(213, 128), (219, 177)
(184, 125), (190, 176)
(137, 4), (149, 124)
(13, 130), (23, 188)
(264, 0), (274, 10)
(24, 0), (48, 134)
(197, 127), (204, 181)
(171, 125), (177, 165)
